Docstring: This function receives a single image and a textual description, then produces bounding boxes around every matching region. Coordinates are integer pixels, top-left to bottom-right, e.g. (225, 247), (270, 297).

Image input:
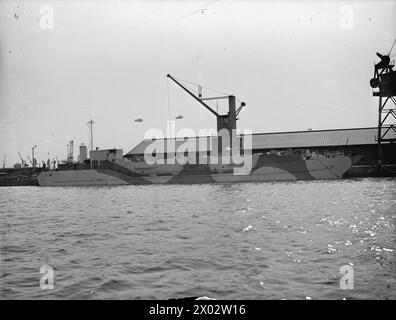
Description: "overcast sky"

(0, 0), (395, 165)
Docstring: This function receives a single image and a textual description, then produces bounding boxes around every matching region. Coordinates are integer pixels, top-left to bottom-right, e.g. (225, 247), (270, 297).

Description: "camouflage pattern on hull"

(37, 153), (354, 186)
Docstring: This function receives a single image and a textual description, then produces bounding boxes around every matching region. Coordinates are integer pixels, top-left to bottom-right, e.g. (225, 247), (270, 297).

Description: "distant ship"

(37, 75), (359, 186)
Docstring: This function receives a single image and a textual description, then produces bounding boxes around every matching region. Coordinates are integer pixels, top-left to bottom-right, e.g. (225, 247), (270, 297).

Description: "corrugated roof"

(252, 127), (384, 149)
(128, 136), (215, 155)
(127, 127), (396, 154)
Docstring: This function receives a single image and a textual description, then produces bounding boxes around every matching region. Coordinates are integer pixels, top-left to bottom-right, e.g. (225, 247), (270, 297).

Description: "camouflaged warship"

(37, 149), (354, 186)
(37, 75), (357, 186)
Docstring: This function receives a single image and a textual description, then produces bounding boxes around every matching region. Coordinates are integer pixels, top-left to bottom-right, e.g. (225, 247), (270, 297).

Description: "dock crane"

(18, 152), (28, 167)
(166, 74), (246, 135)
(370, 40), (396, 174)
(27, 155), (35, 167)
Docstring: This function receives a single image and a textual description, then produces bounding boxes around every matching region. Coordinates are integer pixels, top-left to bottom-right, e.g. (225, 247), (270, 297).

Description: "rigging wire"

(172, 75), (229, 96)
(207, 98), (227, 114)
(388, 38), (396, 55)
(169, 75), (246, 117)
(383, 165), (396, 174)
(171, 75), (230, 114)
(167, 77), (171, 120)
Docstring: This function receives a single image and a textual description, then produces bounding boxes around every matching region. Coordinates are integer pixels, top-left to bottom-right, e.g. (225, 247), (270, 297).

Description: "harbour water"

(0, 178), (395, 299)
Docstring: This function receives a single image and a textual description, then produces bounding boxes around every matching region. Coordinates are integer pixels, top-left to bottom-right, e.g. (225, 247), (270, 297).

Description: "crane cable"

(172, 75), (228, 96)
(167, 77), (171, 120)
(170, 75), (239, 114)
(168, 75), (227, 114)
(388, 38), (396, 55)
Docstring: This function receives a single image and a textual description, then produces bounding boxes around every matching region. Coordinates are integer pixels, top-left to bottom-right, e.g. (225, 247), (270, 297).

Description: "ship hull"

(37, 154), (354, 186)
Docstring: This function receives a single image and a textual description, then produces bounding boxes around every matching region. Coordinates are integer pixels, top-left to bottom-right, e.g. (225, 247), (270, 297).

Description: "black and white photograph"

(0, 0), (395, 308)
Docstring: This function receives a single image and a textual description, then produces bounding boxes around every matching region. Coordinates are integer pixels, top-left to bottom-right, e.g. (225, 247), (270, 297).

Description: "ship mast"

(87, 119), (95, 169)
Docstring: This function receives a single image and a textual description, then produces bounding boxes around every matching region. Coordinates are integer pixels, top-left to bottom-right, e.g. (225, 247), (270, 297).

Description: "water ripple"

(0, 179), (395, 299)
